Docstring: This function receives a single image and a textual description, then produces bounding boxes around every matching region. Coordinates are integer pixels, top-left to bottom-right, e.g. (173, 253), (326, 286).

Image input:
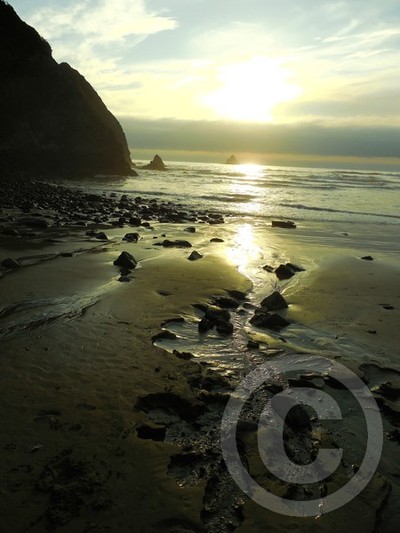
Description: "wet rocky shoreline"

(1, 177), (400, 532)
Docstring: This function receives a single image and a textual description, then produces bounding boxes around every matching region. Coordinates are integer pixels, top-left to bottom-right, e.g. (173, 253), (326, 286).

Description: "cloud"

(29, 0), (177, 42)
(119, 117), (400, 161)
(13, 0), (400, 129)
(23, 0), (178, 88)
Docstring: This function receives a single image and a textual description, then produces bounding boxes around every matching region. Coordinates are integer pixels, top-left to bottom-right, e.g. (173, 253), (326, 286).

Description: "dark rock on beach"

(123, 232), (139, 242)
(113, 251), (137, 270)
(361, 255), (374, 261)
(250, 311), (290, 330)
(188, 251), (203, 261)
(155, 239), (192, 248)
(275, 264), (296, 280)
(272, 220), (297, 229)
(0, 1), (133, 178)
(260, 291), (288, 311)
(152, 330), (178, 342)
(1, 257), (21, 269)
(274, 263), (305, 280)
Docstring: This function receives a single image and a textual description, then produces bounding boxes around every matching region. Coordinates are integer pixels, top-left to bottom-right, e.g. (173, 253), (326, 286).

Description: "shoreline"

(1, 178), (400, 532)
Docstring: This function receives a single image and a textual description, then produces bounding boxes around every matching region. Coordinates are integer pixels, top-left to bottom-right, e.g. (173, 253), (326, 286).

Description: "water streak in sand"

(0, 283), (113, 340)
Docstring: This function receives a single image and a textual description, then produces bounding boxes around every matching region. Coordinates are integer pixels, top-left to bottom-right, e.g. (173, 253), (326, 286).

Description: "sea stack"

(142, 154), (167, 171)
(226, 154), (240, 165)
(0, 1), (134, 178)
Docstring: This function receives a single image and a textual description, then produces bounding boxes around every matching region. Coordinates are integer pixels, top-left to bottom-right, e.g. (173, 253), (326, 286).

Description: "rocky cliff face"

(0, 1), (134, 178)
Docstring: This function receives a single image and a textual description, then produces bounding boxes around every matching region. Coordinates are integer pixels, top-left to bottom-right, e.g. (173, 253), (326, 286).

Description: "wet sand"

(1, 181), (399, 532)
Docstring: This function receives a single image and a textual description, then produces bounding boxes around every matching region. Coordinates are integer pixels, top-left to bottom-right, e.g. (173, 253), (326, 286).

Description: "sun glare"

(203, 56), (301, 122)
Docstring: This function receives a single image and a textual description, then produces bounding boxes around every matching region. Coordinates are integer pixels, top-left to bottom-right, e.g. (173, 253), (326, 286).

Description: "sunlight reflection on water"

(225, 223), (260, 274)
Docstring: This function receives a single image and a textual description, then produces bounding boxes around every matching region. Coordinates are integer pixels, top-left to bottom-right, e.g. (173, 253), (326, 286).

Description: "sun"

(203, 56), (301, 122)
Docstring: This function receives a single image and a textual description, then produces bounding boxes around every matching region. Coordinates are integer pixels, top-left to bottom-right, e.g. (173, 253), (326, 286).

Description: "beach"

(1, 169), (400, 532)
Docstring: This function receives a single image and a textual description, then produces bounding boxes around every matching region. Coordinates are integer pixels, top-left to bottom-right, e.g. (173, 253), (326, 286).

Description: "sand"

(1, 184), (399, 532)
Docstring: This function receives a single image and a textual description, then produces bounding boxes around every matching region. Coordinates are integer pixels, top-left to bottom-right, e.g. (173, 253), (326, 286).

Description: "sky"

(8, 0), (400, 168)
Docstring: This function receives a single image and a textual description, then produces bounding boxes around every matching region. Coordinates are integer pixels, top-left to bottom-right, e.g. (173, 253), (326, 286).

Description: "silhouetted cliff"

(0, 1), (134, 178)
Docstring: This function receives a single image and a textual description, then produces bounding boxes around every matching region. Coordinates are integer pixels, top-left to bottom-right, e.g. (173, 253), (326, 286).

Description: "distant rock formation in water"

(142, 154), (167, 171)
(0, 0), (134, 178)
(225, 155), (240, 165)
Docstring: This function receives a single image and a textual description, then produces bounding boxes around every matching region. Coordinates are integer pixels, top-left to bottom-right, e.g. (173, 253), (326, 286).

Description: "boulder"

(250, 311), (290, 330)
(188, 251), (203, 261)
(94, 232), (108, 241)
(155, 239), (192, 248)
(123, 232), (139, 242)
(260, 291), (288, 311)
(272, 220), (297, 229)
(113, 251), (137, 269)
(1, 257), (21, 269)
(275, 264), (296, 280)
(142, 154), (167, 171)
(216, 319), (234, 335)
(213, 296), (240, 309)
(225, 155), (239, 165)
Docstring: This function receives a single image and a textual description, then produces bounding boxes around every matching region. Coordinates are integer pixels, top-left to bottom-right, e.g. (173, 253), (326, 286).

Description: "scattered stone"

(94, 232), (108, 240)
(361, 255), (374, 261)
(123, 232), (139, 242)
(152, 331), (178, 342)
(371, 381), (400, 400)
(227, 289), (247, 300)
(188, 251), (203, 261)
(118, 276), (132, 282)
(262, 264), (274, 272)
(286, 262), (305, 272)
(387, 429), (400, 443)
(272, 220), (296, 229)
(204, 307), (231, 323)
(286, 404), (312, 432)
(184, 226), (196, 233)
(260, 291), (288, 311)
(155, 239), (192, 248)
(216, 320), (234, 335)
(207, 214), (225, 225)
(247, 340), (260, 349)
(1, 257), (21, 269)
(172, 350), (193, 360)
(113, 251), (137, 269)
(210, 238), (224, 243)
(198, 317), (214, 333)
(250, 311), (290, 330)
(380, 304), (394, 310)
(275, 264), (296, 280)
(129, 217), (141, 226)
(157, 290), (173, 296)
(136, 424), (166, 441)
(213, 296), (239, 309)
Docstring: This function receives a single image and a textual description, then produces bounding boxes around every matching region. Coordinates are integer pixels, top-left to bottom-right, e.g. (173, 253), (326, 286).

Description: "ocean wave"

(278, 202), (400, 219)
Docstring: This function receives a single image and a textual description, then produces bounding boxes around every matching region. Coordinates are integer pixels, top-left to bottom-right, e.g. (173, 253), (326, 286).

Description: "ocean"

(88, 161), (400, 225)
(76, 161), (400, 374)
